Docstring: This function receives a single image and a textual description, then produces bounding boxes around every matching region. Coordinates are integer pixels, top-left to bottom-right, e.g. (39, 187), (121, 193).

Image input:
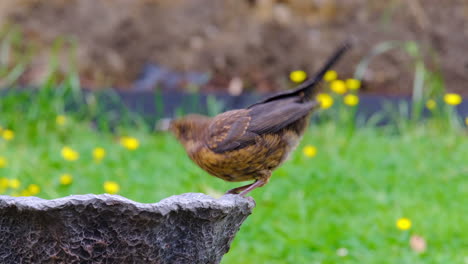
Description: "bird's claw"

(225, 189), (241, 195)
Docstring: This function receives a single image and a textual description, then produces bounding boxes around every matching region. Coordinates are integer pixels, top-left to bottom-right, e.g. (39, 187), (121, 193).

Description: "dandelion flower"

(93, 147), (106, 162)
(443, 93), (462, 106)
(316, 93), (334, 109)
(56, 115), (67, 126)
(104, 181), (120, 194)
(0, 156), (7, 168)
(346, 78), (361, 90)
(27, 184), (40, 195)
(61, 146), (79, 161)
(59, 173), (73, 185)
(426, 99), (437, 110)
(0, 177), (9, 189)
(396, 217), (412, 231)
(2, 129), (14, 141)
(20, 190), (31, 196)
(465, 117), (468, 126)
(303, 145), (317, 158)
(330, 80), (347, 95)
(324, 70), (338, 82)
(8, 179), (21, 189)
(289, 70), (307, 83)
(120, 137), (140, 150)
(344, 94), (359, 106)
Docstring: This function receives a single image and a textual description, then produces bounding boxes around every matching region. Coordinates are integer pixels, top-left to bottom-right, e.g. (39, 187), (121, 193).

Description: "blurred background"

(0, 1), (467, 263)
(1, 0), (468, 95)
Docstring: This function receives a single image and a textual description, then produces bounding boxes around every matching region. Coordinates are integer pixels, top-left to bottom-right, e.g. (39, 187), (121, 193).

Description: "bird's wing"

(206, 99), (317, 153)
(247, 99), (317, 134)
(206, 109), (255, 153)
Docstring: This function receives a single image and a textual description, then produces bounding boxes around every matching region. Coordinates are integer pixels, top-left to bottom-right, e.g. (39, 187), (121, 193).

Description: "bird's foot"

(225, 186), (249, 196)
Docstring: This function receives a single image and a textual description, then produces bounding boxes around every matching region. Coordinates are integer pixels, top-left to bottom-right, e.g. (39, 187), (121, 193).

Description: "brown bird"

(169, 43), (350, 196)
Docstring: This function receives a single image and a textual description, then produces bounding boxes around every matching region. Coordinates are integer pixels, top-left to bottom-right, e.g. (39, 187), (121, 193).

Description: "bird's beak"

(155, 118), (173, 132)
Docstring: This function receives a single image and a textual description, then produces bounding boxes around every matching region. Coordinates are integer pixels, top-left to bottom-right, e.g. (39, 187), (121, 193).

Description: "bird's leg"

(237, 179), (267, 197)
(226, 171), (271, 197)
(225, 182), (256, 195)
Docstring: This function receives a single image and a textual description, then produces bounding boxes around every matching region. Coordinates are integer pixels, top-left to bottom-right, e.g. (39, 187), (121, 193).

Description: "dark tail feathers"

(301, 42), (351, 100)
(248, 42), (351, 108)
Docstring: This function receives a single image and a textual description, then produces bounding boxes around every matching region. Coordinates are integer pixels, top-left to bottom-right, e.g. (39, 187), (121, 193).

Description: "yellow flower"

(346, 78), (361, 90)
(396, 217), (412, 231)
(2, 129), (14, 141)
(93, 147), (106, 162)
(289, 70), (307, 83)
(0, 156), (7, 168)
(27, 184), (40, 195)
(61, 146), (79, 161)
(443, 93), (462, 106)
(330, 80), (347, 95)
(425, 99), (437, 110)
(316, 93), (334, 109)
(465, 117), (468, 126)
(8, 179), (21, 189)
(120, 137), (140, 150)
(344, 94), (359, 106)
(0, 126), (3, 132)
(56, 115), (67, 126)
(303, 145), (317, 158)
(0, 177), (9, 189)
(20, 190), (31, 196)
(104, 181), (120, 194)
(324, 70), (338, 82)
(59, 173), (73, 185)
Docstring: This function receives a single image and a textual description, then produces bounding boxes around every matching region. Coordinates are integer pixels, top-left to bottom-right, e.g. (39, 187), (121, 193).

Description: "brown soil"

(1, 0), (467, 95)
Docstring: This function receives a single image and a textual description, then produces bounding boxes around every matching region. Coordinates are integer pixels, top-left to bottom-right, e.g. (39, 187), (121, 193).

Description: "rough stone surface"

(0, 193), (255, 264)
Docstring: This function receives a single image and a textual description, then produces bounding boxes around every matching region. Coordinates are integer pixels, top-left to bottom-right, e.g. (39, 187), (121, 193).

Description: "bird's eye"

(178, 125), (188, 135)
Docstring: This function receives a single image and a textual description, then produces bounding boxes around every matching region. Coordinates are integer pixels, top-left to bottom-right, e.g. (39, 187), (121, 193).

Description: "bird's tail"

(248, 42), (351, 108)
(300, 42), (351, 100)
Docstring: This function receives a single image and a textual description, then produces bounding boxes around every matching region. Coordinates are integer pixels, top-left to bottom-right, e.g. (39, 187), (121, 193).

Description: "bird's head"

(168, 114), (212, 149)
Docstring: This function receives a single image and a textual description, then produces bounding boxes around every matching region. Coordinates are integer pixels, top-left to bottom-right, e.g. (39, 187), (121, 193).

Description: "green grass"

(0, 95), (467, 263)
